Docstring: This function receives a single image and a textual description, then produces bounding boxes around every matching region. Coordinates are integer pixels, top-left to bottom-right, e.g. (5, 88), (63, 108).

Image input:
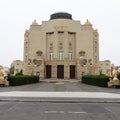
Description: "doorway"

(46, 65), (52, 78)
(57, 65), (64, 79)
(70, 65), (76, 79)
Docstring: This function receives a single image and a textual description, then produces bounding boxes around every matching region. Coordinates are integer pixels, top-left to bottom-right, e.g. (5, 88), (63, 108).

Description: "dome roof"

(50, 12), (72, 20)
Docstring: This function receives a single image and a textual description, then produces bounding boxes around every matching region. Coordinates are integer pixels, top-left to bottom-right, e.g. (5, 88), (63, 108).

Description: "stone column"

(52, 64), (57, 78)
(64, 64), (69, 79)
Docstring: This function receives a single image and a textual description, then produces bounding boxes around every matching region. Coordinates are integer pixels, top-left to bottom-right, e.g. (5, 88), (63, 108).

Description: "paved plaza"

(0, 81), (120, 102)
(0, 102), (120, 120)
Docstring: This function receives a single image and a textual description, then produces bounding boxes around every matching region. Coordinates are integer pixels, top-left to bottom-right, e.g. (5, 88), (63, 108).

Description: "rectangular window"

(50, 52), (54, 60)
(58, 52), (63, 60)
(68, 52), (72, 60)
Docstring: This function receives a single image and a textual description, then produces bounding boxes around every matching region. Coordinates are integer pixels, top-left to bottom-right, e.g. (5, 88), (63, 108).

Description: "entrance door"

(57, 65), (64, 79)
(70, 65), (75, 79)
(46, 65), (52, 78)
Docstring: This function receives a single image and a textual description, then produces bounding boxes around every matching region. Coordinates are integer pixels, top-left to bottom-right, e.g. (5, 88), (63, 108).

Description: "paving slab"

(0, 91), (120, 103)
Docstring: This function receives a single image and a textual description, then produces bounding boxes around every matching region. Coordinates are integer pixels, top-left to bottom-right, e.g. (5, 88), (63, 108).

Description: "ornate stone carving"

(58, 42), (63, 50)
(53, 26), (68, 30)
(36, 50), (43, 56)
(28, 59), (31, 64)
(69, 42), (72, 46)
(32, 19), (38, 25)
(88, 59), (92, 65)
(79, 51), (86, 56)
(50, 43), (53, 50)
(68, 42), (72, 50)
(78, 51), (87, 66)
(33, 59), (42, 66)
(79, 57), (87, 66)
(50, 47), (53, 50)
(24, 30), (29, 37)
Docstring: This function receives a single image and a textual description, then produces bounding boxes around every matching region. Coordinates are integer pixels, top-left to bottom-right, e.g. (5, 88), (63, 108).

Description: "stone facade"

(11, 60), (23, 75)
(23, 12), (99, 79)
(99, 60), (112, 76)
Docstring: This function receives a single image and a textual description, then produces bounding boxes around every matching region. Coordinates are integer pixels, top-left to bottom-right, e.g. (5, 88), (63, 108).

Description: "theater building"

(23, 12), (99, 79)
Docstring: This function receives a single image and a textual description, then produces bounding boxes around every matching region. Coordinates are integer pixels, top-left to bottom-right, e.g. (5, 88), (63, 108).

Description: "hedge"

(8, 75), (39, 86)
(82, 75), (109, 87)
(118, 74), (120, 80)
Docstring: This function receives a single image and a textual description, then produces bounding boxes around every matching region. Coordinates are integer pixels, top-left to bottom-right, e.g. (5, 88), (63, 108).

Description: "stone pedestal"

(108, 78), (120, 88)
(108, 67), (120, 88)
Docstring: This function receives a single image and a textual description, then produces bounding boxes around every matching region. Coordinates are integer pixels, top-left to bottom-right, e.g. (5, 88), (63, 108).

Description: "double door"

(70, 65), (75, 79)
(57, 65), (64, 79)
(46, 65), (51, 78)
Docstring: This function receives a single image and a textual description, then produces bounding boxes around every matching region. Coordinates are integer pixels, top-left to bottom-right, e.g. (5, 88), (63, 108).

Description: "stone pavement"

(0, 81), (120, 102)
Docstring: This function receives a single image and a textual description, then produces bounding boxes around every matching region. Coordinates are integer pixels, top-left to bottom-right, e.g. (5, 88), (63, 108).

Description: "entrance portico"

(45, 61), (76, 79)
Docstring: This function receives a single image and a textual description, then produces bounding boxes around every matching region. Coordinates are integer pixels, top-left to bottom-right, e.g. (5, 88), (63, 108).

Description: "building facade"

(23, 12), (99, 79)
(11, 60), (23, 75)
(99, 60), (112, 76)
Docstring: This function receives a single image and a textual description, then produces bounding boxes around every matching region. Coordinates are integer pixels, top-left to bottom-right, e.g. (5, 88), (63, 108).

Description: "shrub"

(118, 74), (120, 80)
(15, 72), (23, 76)
(8, 75), (39, 86)
(82, 75), (109, 87)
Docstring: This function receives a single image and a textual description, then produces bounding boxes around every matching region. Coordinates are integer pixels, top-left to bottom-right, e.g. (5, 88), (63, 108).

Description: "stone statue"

(112, 67), (119, 81)
(108, 67), (120, 88)
(0, 68), (9, 86)
(0, 69), (4, 79)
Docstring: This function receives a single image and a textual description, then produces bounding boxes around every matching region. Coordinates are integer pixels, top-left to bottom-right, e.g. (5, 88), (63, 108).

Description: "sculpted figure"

(0, 69), (4, 79)
(0, 69), (5, 85)
(112, 67), (119, 81)
(0, 69), (9, 86)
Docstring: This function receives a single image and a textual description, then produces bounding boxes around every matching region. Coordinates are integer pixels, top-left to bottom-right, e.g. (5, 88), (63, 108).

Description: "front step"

(40, 79), (81, 83)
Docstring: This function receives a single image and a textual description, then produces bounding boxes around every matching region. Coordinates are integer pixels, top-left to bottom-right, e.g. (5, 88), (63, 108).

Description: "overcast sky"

(0, 0), (120, 67)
